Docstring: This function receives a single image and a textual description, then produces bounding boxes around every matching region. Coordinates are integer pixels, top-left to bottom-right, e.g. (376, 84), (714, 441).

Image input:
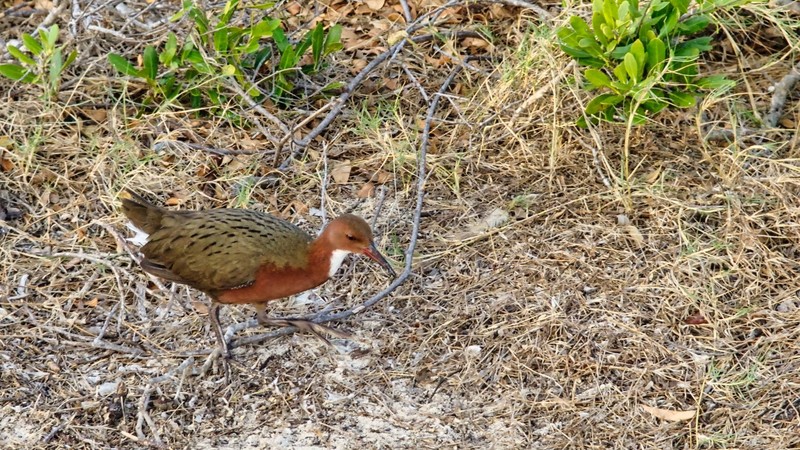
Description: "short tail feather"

(119, 189), (165, 235)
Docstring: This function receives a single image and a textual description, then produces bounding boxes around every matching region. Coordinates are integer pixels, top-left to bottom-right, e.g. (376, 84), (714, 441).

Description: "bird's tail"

(119, 190), (166, 235)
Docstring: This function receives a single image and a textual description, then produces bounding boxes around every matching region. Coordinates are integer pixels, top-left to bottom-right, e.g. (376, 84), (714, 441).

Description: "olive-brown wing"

(140, 209), (313, 293)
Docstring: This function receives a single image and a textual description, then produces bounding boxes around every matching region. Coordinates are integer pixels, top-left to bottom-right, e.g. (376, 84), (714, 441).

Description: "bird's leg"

(208, 302), (232, 381)
(209, 302), (231, 358)
(253, 302), (351, 347)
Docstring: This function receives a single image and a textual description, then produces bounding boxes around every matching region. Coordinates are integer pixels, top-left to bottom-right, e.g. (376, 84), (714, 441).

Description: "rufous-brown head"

(321, 214), (396, 279)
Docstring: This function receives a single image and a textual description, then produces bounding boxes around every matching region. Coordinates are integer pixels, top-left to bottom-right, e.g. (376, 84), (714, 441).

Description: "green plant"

(0, 25), (77, 99)
(558, 0), (738, 126)
(107, 0), (344, 111)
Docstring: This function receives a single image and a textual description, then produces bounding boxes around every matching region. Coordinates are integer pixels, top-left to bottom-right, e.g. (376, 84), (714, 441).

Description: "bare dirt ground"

(2, 0), (800, 448)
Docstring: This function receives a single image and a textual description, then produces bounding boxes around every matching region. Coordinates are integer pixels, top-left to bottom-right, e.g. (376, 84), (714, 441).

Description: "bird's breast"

(215, 263), (329, 305)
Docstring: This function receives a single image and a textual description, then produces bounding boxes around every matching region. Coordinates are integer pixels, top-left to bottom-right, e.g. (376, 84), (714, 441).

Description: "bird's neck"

(309, 239), (351, 280)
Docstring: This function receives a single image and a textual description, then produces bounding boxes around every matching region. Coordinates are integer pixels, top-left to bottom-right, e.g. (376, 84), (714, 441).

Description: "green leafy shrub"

(0, 25), (77, 99)
(107, 0), (344, 112)
(558, 0), (737, 125)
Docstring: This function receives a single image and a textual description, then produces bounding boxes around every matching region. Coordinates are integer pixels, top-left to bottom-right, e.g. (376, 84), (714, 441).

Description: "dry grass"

(2, 0), (800, 448)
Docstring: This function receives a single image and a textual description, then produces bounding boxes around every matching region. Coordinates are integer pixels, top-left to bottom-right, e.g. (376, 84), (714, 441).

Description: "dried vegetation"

(1, 0), (800, 448)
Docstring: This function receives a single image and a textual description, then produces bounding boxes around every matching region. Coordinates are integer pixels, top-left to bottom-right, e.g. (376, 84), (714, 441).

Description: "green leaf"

(321, 80), (345, 92)
(651, 0), (669, 12)
(645, 37), (666, 73)
(63, 49), (77, 71)
(610, 80), (630, 92)
(584, 68), (612, 89)
(278, 45), (296, 70)
(21, 33), (42, 56)
(557, 26), (581, 49)
(660, 9), (680, 37)
(560, 44), (591, 59)
(618, 0), (630, 20)
(697, 75), (736, 90)
(578, 37), (597, 49)
(227, 28), (246, 50)
(190, 89), (202, 108)
(294, 34), (312, 61)
(46, 24), (59, 48)
(668, 90), (696, 107)
(570, 15), (594, 39)
(0, 63), (33, 81)
(222, 64), (236, 76)
(183, 48), (204, 64)
(214, 29), (230, 53)
(668, 0), (690, 14)
(673, 45), (700, 61)
(143, 45), (158, 81)
(160, 75), (178, 99)
(48, 47), (62, 88)
(246, 84), (261, 98)
(610, 43), (632, 60)
(600, 23), (615, 42)
(623, 52), (639, 82)
(7, 45), (36, 66)
(678, 15), (710, 34)
(576, 38), (604, 59)
(630, 39), (645, 71)
(323, 24), (343, 56)
(239, 37), (260, 55)
(678, 36), (713, 53)
(251, 1), (276, 9)
(169, 6), (188, 22)
(613, 61), (629, 83)
(273, 27), (289, 52)
(641, 101), (668, 114)
(310, 22), (324, 64)
(251, 18), (281, 39)
(577, 57), (606, 68)
(37, 28), (49, 51)
(220, 0), (239, 26)
(591, 12), (609, 46)
(630, 110), (648, 125)
(586, 93), (624, 114)
(191, 60), (213, 74)
(160, 33), (178, 66)
(189, 7), (209, 36)
(182, 40), (195, 57)
(208, 87), (222, 105)
(250, 46), (272, 70)
(107, 54), (140, 77)
(602, 0), (617, 28)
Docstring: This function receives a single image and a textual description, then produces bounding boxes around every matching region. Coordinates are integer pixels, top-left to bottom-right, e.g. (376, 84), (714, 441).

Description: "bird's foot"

(199, 346), (232, 382)
(258, 317), (352, 347)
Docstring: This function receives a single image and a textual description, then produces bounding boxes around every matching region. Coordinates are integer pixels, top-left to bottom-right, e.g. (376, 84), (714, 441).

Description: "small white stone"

(97, 382), (119, 396)
(464, 345), (482, 358)
(81, 401), (101, 410)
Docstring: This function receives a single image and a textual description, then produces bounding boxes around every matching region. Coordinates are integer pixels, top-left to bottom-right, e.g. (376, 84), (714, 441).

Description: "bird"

(119, 189), (396, 358)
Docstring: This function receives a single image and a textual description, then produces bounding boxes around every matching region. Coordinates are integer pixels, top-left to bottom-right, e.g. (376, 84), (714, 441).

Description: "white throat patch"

(328, 249), (351, 277)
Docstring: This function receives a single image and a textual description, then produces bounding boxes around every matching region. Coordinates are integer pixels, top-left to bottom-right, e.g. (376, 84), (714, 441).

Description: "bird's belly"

(215, 265), (325, 305)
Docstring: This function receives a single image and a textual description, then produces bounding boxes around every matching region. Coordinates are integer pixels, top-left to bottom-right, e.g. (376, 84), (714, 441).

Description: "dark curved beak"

(363, 242), (397, 279)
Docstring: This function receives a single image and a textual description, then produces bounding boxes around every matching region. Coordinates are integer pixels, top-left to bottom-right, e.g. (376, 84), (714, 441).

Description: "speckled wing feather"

(140, 208), (313, 294)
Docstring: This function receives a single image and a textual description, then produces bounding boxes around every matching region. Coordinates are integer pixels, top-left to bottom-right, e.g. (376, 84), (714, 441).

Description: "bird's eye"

(346, 234), (356, 241)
